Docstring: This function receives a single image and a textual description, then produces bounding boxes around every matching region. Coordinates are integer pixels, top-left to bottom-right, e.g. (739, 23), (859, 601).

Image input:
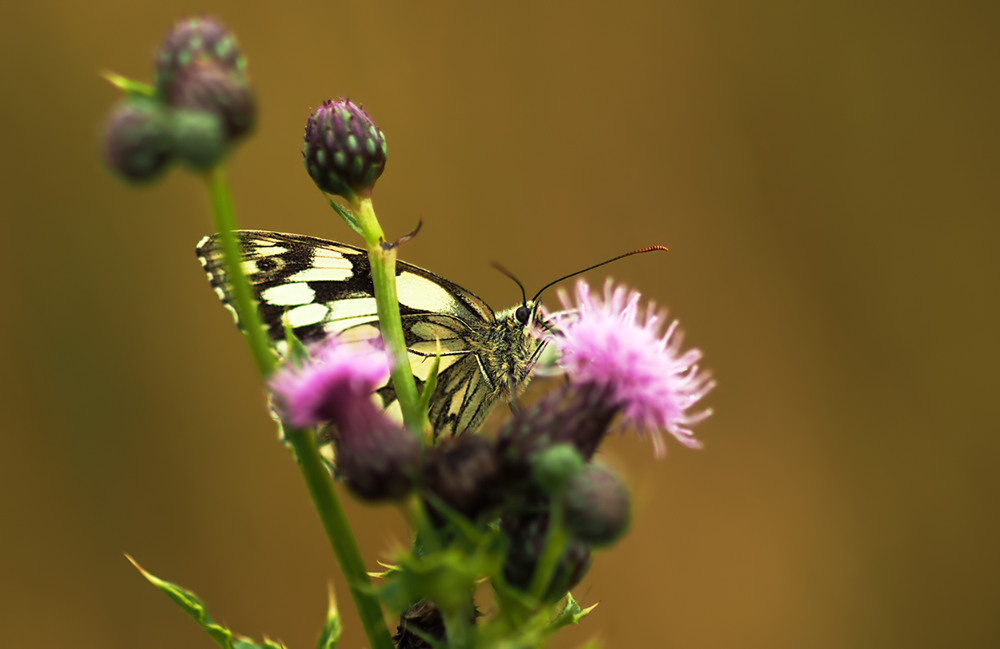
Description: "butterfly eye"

(514, 305), (530, 325)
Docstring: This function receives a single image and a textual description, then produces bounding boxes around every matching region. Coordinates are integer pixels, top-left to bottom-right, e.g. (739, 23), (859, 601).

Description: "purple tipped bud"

(501, 511), (591, 602)
(101, 98), (173, 183)
(170, 109), (227, 170)
(564, 464), (630, 546)
(303, 99), (387, 199)
(155, 17), (246, 99)
(422, 435), (503, 521)
(332, 402), (420, 501)
(168, 61), (255, 142)
(496, 383), (620, 474)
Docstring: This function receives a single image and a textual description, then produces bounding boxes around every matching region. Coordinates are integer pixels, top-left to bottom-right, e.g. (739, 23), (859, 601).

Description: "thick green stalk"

(286, 429), (395, 649)
(349, 196), (426, 434)
(204, 166), (276, 376)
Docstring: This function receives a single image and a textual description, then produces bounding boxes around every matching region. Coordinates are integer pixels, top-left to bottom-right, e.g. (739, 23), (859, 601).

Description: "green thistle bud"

(101, 97), (173, 184)
(501, 511), (591, 602)
(170, 109), (227, 170)
(303, 99), (387, 199)
(155, 17), (246, 99)
(564, 464), (631, 547)
(530, 444), (584, 495)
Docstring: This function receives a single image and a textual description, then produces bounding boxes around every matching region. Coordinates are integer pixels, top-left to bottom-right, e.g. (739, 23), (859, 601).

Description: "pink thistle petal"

(269, 338), (392, 429)
(546, 279), (715, 457)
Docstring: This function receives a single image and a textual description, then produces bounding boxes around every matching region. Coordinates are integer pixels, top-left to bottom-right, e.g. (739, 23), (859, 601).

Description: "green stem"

(203, 166), (277, 376)
(529, 502), (567, 603)
(286, 429), (396, 649)
(350, 196), (426, 434)
(202, 170), (393, 649)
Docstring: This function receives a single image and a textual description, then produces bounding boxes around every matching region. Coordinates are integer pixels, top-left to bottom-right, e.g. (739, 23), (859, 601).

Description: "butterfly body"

(197, 231), (546, 435)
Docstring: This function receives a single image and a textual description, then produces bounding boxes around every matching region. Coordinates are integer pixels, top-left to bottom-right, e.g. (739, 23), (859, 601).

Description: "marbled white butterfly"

(197, 231), (549, 435)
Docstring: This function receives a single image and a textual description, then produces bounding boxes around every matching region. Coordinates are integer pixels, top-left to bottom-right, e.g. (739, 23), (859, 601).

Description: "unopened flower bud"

(303, 99), (387, 199)
(168, 61), (255, 142)
(564, 464), (630, 546)
(501, 511), (591, 602)
(155, 17), (246, 99)
(171, 109), (227, 170)
(101, 98), (173, 183)
(530, 444), (584, 495)
(332, 403), (420, 502)
(422, 435), (503, 521)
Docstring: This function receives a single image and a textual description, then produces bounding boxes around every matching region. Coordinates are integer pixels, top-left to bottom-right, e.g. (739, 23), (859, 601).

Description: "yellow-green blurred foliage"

(1, 2), (997, 648)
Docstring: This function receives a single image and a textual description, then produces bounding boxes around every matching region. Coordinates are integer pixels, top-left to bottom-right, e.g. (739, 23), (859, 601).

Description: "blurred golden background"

(2, 1), (997, 647)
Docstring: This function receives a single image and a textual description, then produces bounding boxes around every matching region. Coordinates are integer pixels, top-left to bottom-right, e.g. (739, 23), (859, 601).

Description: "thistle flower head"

(546, 279), (715, 456)
(101, 97), (173, 183)
(303, 99), (387, 199)
(269, 337), (392, 430)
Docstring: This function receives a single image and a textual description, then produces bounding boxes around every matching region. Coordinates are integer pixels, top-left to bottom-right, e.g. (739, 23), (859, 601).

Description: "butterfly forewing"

(196, 230), (545, 435)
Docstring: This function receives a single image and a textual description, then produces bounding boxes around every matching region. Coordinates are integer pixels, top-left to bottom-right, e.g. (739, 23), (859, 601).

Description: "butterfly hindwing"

(196, 230), (543, 435)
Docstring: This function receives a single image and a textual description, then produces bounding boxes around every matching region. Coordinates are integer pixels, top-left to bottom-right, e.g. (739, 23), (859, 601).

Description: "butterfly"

(196, 231), (549, 436)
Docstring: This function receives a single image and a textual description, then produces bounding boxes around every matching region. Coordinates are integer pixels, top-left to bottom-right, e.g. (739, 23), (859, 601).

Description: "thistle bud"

(101, 98), (173, 183)
(332, 405), (420, 502)
(155, 17), (246, 99)
(303, 99), (387, 199)
(501, 511), (591, 602)
(168, 61), (255, 141)
(170, 109), (227, 170)
(564, 463), (630, 546)
(422, 435), (503, 521)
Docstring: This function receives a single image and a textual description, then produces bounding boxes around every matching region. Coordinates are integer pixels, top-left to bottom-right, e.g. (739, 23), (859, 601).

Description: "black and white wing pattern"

(196, 231), (547, 435)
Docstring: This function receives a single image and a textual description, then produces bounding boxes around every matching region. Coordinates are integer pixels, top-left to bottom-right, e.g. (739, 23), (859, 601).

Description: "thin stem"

(286, 429), (396, 649)
(202, 169), (393, 649)
(203, 166), (276, 376)
(350, 196), (427, 434)
(529, 502), (567, 603)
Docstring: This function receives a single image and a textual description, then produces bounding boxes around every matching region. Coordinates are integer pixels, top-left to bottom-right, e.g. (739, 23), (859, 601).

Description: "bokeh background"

(2, 1), (998, 648)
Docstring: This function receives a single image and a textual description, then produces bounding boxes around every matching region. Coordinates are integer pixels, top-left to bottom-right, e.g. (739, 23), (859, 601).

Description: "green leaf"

(127, 555), (287, 649)
(416, 341), (441, 417)
(549, 592), (598, 632)
(102, 71), (156, 97)
(283, 319), (312, 365)
(317, 584), (342, 649)
(328, 199), (363, 236)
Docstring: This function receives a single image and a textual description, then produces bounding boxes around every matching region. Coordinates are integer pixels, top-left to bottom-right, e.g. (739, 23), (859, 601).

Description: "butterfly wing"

(196, 230), (500, 433)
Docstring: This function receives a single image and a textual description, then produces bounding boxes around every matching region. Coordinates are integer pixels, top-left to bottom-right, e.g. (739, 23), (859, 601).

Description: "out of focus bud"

(332, 405), (421, 502)
(530, 444), (584, 495)
(501, 511), (591, 602)
(168, 61), (255, 141)
(422, 435), (503, 521)
(303, 99), (387, 199)
(170, 109), (226, 170)
(154, 17), (246, 99)
(101, 98), (173, 183)
(563, 463), (630, 547)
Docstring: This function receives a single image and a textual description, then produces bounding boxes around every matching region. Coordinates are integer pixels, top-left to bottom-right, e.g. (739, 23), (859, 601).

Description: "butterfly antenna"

(490, 261), (529, 306)
(529, 245), (669, 304)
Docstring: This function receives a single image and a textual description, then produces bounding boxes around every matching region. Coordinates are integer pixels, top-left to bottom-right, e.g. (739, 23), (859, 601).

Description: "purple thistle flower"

(269, 338), (392, 429)
(546, 279), (715, 457)
(270, 338), (421, 501)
